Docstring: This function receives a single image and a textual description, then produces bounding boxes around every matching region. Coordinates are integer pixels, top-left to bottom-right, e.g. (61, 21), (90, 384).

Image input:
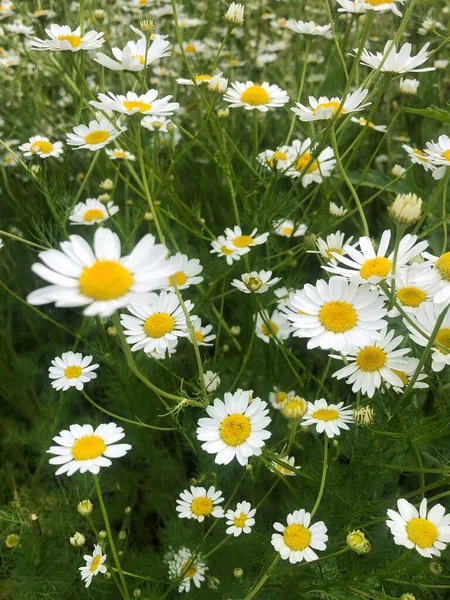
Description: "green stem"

(203, 535), (231, 559)
(285, 40), (310, 145)
(243, 555), (280, 600)
(310, 435), (329, 518)
(69, 151), (100, 211)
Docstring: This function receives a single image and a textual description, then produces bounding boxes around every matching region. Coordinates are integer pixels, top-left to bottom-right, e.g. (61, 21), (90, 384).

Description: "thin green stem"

(310, 435), (329, 518)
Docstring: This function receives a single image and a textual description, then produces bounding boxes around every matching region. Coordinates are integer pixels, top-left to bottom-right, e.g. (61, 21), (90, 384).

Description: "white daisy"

(90, 90), (179, 117)
(223, 80), (289, 112)
(148, 339), (178, 361)
(176, 73), (213, 86)
(361, 0), (405, 17)
(210, 236), (243, 265)
(176, 486), (224, 522)
(18, 135), (63, 158)
(284, 138), (336, 187)
(48, 351), (99, 392)
(196, 390), (271, 466)
(165, 252), (203, 290)
(424, 135), (450, 180)
(418, 251), (450, 305)
(284, 276), (387, 352)
(383, 356), (429, 394)
(66, 117), (126, 151)
(387, 498), (450, 558)
(190, 317), (216, 347)
(403, 144), (436, 172)
(302, 398), (354, 437)
(167, 547), (207, 593)
(47, 422), (132, 476)
(387, 265), (441, 316)
(203, 370), (221, 392)
(231, 270), (281, 294)
(29, 24), (104, 52)
(403, 303), (450, 372)
(285, 20), (332, 38)
(271, 455), (297, 476)
(273, 219), (307, 238)
(256, 309), (291, 344)
(141, 116), (173, 133)
(291, 88), (370, 122)
(257, 146), (292, 172)
(271, 510), (328, 564)
(356, 41), (435, 73)
(27, 228), (174, 317)
(313, 232), (354, 261)
(79, 544), (107, 588)
(5, 21), (34, 36)
(350, 117), (387, 133)
(269, 387), (296, 410)
(180, 40), (208, 55)
(399, 78), (420, 95)
(120, 291), (194, 355)
(329, 202), (348, 217)
(105, 148), (136, 161)
(69, 198), (119, 226)
(224, 226), (269, 254)
(336, 0), (368, 13)
(226, 501), (256, 536)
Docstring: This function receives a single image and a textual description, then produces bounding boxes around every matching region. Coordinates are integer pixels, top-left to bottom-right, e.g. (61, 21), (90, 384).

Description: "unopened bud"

(140, 20), (154, 33)
(234, 567), (244, 578)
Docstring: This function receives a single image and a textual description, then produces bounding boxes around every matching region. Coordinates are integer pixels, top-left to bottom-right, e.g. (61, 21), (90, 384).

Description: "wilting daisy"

(226, 502), (256, 536)
(285, 277), (387, 352)
(69, 198), (119, 226)
(94, 26), (171, 72)
(386, 498), (450, 558)
(66, 117), (126, 151)
(361, 0), (405, 17)
(403, 303), (450, 372)
(388, 265), (440, 316)
(271, 510), (328, 564)
(196, 390), (271, 466)
(165, 253), (203, 290)
(48, 351), (99, 392)
(27, 228), (174, 317)
(47, 422), (132, 476)
(120, 291), (194, 354)
(284, 138), (336, 187)
(313, 232), (354, 261)
(424, 135), (450, 180)
(224, 226), (269, 254)
(19, 135), (63, 158)
(350, 117), (387, 133)
(256, 310), (291, 343)
(403, 144), (436, 172)
(190, 317), (216, 347)
(302, 398), (354, 437)
(106, 148), (136, 161)
(231, 270), (281, 294)
(356, 41), (435, 73)
(383, 356), (429, 393)
(324, 230), (428, 283)
(273, 219), (307, 237)
(210, 236), (243, 265)
(167, 547), (207, 593)
(285, 20), (332, 38)
(30, 24), (104, 52)
(291, 88), (370, 122)
(224, 81), (289, 111)
(269, 387), (296, 410)
(79, 545), (107, 588)
(176, 485), (224, 522)
(271, 455), (297, 476)
(331, 329), (410, 397)
(90, 90), (179, 117)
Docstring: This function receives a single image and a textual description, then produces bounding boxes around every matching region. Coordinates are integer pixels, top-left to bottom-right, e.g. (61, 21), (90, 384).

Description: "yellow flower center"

(360, 256), (392, 280)
(113, 150), (127, 158)
(282, 399), (307, 419)
(364, 0), (394, 4)
(72, 435), (107, 461)
(275, 391), (287, 404)
(58, 34), (82, 48)
(282, 226), (294, 235)
(90, 554), (102, 572)
(182, 561), (197, 578)
(195, 74), (211, 82)
(220, 413), (251, 446)
(325, 247), (344, 260)
(442, 150), (450, 161)
(234, 512), (248, 528)
(406, 518), (438, 548)
(83, 208), (104, 222)
(122, 100), (152, 112)
(84, 130), (111, 145)
(396, 286), (426, 307)
(391, 368), (409, 386)
(185, 43), (197, 53)
(319, 300), (357, 333)
(195, 331), (204, 342)
(233, 235), (254, 248)
(313, 100), (344, 117)
(229, 59), (241, 66)
(413, 148), (428, 162)
(240, 85), (271, 106)
(143, 313), (175, 338)
(356, 346), (387, 371)
(191, 496), (214, 517)
(349, 532), (364, 544)
(311, 408), (339, 421)
(283, 524), (312, 551)
(30, 140), (54, 154)
(435, 328), (450, 355)
(79, 260), (133, 301)
(295, 151), (319, 173)
(261, 320), (279, 337)
(220, 244), (234, 255)
(64, 365), (82, 379)
(170, 271), (187, 286)
(269, 151), (288, 166)
(436, 252), (450, 281)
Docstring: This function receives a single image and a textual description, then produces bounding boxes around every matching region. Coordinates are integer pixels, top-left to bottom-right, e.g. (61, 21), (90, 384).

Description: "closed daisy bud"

(400, 595), (416, 600)
(124, 506), (132, 514)
(234, 567), (243, 578)
(346, 530), (371, 554)
(140, 20), (154, 33)
(208, 74), (228, 94)
(388, 193), (422, 225)
(70, 531), (86, 547)
(144, 211), (154, 221)
(224, 3), (245, 26)
(99, 530), (107, 538)
(99, 178), (114, 190)
(5, 534), (20, 548)
(107, 326), (117, 336)
(281, 396), (308, 421)
(98, 193), (111, 202)
(231, 325), (241, 336)
(353, 406), (374, 426)
(118, 531), (127, 540)
(429, 560), (443, 575)
(399, 78), (420, 95)
(217, 108), (229, 118)
(77, 499), (93, 516)
(391, 164), (406, 178)
(93, 10), (105, 21)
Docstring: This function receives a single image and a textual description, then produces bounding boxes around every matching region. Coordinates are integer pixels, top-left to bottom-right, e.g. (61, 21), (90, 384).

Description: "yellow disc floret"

(219, 413), (251, 446)
(79, 261), (133, 300)
(72, 435), (107, 461)
(240, 85), (271, 106)
(311, 408), (339, 421)
(436, 252), (450, 281)
(84, 130), (110, 145)
(360, 257), (392, 280)
(283, 524), (312, 551)
(191, 496), (214, 517)
(356, 346), (387, 372)
(319, 301), (357, 333)
(144, 313), (176, 338)
(396, 286), (426, 307)
(406, 518), (438, 549)
(64, 365), (83, 379)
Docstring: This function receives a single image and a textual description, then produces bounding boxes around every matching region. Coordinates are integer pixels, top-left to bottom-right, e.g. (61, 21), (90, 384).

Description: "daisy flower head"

(47, 422), (132, 476)
(69, 198), (119, 226)
(90, 90), (179, 117)
(424, 135), (450, 180)
(292, 88), (370, 122)
(285, 277), (387, 352)
(224, 3), (245, 26)
(196, 390), (271, 466)
(272, 455), (297, 476)
(48, 351), (99, 392)
(120, 291), (194, 354)
(384, 356), (429, 394)
(386, 498), (450, 558)
(168, 547), (207, 593)
(165, 252), (203, 290)
(141, 116), (173, 133)
(399, 78), (420, 95)
(66, 117), (126, 151)
(176, 73), (213, 86)
(273, 219), (307, 237)
(79, 544), (107, 588)
(223, 80), (289, 111)
(314, 231), (354, 261)
(403, 303), (450, 372)
(210, 235), (243, 265)
(403, 144), (436, 172)
(285, 20), (332, 38)
(27, 228), (174, 317)
(29, 25), (104, 52)
(269, 387), (296, 409)
(281, 395), (308, 421)
(387, 264), (440, 316)
(257, 146), (292, 171)
(388, 193), (423, 225)
(203, 370), (221, 392)
(224, 226), (269, 254)
(336, 0), (369, 13)
(226, 501), (256, 536)
(419, 250), (450, 305)
(18, 135), (63, 158)
(190, 317), (216, 347)
(284, 138), (336, 187)
(324, 229), (428, 283)
(231, 270), (281, 294)
(351, 117), (387, 133)
(331, 328), (410, 398)
(0, 1), (15, 19)
(180, 40), (208, 55)
(271, 510), (328, 564)
(106, 148), (136, 161)
(256, 309), (291, 343)
(356, 41), (435, 73)
(302, 398), (354, 437)
(176, 485), (224, 522)
(361, 0), (405, 17)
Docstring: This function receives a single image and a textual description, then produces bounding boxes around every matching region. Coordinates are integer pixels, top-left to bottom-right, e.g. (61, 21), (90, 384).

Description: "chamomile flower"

(90, 90), (179, 117)
(168, 547), (207, 593)
(314, 232), (354, 261)
(19, 135), (63, 158)
(0, 1), (15, 19)
(257, 146), (292, 171)
(256, 310), (291, 343)
(106, 148), (136, 161)
(273, 219), (307, 237)
(47, 422), (132, 476)
(285, 20), (332, 38)
(66, 117), (126, 151)
(196, 390), (271, 466)
(271, 510), (328, 563)
(224, 226), (269, 254)
(204, 370), (221, 392)
(48, 352), (99, 392)
(180, 40), (208, 55)
(190, 317), (216, 347)
(79, 545), (107, 588)
(271, 455), (297, 476)
(403, 303), (450, 372)
(281, 395), (308, 421)
(419, 250), (450, 305)
(336, 0), (368, 13)
(27, 228), (174, 317)
(285, 277), (387, 352)
(324, 230), (428, 283)
(291, 88), (370, 122)
(176, 73), (213, 86)
(223, 81), (289, 111)
(424, 135), (450, 180)
(269, 387), (296, 410)
(399, 78), (420, 95)
(331, 329), (410, 397)
(403, 144), (436, 172)
(120, 291), (194, 354)
(69, 198), (119, 226)
(329, 202), (348, 217)
(361, 0), (405, 17)
(356, 41), (435, 73)
(302, 399), (354, 437)
(30, 25), (104, 52)
(141, 116), (173, 132)
(387, 498), (450, 558)
(210, 236), (243, 265)
(387, 265), (440, 316)
(351, 117), (387, 133)
(231, 270), (281, 294)
(165, 253), (203, 290)
(384, 356), (429, 393)
(226, 502), (255, 536)
(176, 486), (224, 522)
(284, 138), (336, 187)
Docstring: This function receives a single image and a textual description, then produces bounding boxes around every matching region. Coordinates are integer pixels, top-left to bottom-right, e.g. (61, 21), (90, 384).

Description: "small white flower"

(292, 88), (370, 122)
(231, 270), (281, 294)
(273, 219), (307, 237)
(203, 370), (221, 392)
(314, 231), (354, 260)
(329, 202), (348, 217)
(360, 0), (405, 17)
(226, 501), (255, 536)
(210, 236), (243, 265)
(224, 80), (289, 112)
(403, 303), (450, 372)
(167, 547), (207, 593)
(191, 317), (216, 347)
(70, 532), (86, 547)
(403, 144), (436, 172)
(69, 198), (119, 226)
(208, 73), (228, 93)
(48, 351), (99, 392)
(434, 59), (449, 70)
(90, 90), (179, 117)
(106, 148), (136, 161)
(302, 398), (354, 437)
(257, 147), (293, 171)
(176, 486), (224, 522)
(399, 78), (420, 95)
(383, 356), (429, 394)
(165, 252), (203, 290)
(271, 455), (298, 476)
(30, 24), (104, 52)
(66, 117), (126, 151)
(224, 3), (245, 26)
(79, 544), (107, 587)
(284, 138), (336, 187)
(271, 510), (328, 563)
(224, 226), (269, 253)
(350, 117), (387, 133)
(391, 164), (407, 178)
(269, 387), (296, 410)
(286, 19), (332, 38)
(256, 310), (291, 343)
(356, 41), (435, 73)
(19, 135), (64, 158)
